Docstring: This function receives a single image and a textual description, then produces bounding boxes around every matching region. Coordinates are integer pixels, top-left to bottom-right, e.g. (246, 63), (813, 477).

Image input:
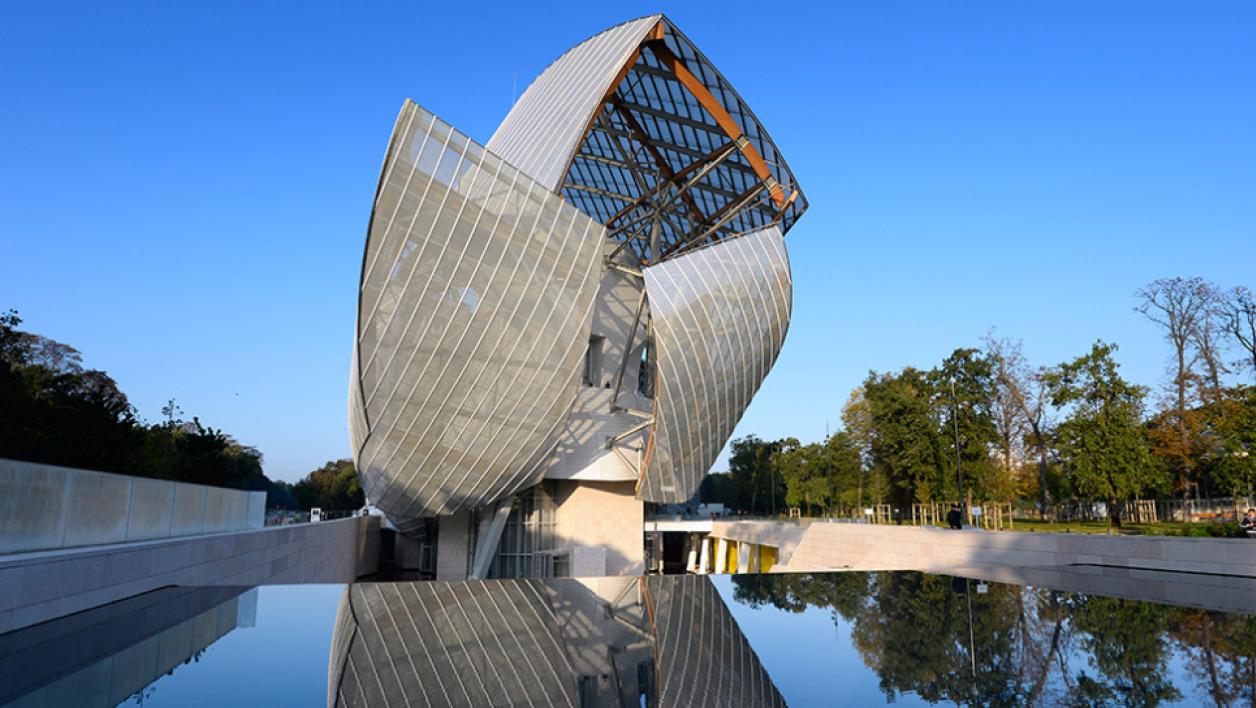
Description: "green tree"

(1, 310), (291, 505)
(0, 311), (143, 474)
(291, 459), (364, 511)
(699, 471), (740, 510)
(863, 368), (948, 505)
(1068, 596), (1182, 707)
(728, 435), (782, 515)
(930, 348), (1000, 503)
(1047, 342), (1163, 527)
(1193, 385), (1256, 499)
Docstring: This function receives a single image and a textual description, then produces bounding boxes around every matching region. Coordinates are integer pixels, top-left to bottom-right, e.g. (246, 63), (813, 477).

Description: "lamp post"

(951, 375), (965, 518)
(826, 421), (833, 518)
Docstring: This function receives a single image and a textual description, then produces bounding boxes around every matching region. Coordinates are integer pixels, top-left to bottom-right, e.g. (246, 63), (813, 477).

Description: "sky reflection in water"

(11, 571), (1255, 707)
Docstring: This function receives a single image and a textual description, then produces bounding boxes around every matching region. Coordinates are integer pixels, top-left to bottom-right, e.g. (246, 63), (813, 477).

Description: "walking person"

(1241, 509), (1256, 538)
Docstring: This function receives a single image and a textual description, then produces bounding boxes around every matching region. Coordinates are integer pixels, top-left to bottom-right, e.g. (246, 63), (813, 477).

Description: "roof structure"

(489, 14), (807, 265)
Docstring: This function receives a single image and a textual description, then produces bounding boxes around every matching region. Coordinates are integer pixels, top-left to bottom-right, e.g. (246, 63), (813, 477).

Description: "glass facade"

(351, 102), (605, 529)
(352, 15), (810, 537)
(329, 576), (786, 708)
(640, 227), (792, 503)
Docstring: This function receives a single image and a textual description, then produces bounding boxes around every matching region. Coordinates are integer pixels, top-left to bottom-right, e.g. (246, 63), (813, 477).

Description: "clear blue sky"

(3, 2), (1253, 483)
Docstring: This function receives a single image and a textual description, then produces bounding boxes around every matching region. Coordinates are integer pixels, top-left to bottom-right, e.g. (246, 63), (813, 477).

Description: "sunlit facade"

(350, 15), (807, 575)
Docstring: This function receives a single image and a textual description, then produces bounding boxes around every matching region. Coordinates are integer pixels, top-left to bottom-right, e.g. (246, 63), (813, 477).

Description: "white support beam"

(468, 496), (515, 580)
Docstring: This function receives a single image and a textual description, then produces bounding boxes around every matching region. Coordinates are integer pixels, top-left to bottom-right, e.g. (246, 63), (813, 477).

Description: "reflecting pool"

(4, 569), (1256, 707)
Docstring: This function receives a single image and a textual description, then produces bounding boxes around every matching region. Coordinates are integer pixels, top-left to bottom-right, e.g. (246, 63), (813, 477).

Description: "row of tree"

(709, 278), (1256, 527)
(282, 458), (365, 511)
(733, 571), (1254, 707)
(0, 310), (297, 508)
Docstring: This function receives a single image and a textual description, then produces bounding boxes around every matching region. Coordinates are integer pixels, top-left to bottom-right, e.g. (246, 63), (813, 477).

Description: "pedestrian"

(1241, 508), (1256, 538)
(946, 504), (962, 530)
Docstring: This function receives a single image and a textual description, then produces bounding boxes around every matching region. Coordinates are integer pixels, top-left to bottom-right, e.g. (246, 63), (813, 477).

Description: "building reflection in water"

(730, 571), (1256, 707)
(328, 575), (787, 708)
(0, 586), (256, 707)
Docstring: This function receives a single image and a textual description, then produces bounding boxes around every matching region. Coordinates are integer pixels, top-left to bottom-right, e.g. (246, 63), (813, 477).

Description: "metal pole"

(826, 420), (833, 518)
(951, 376), (964, 514)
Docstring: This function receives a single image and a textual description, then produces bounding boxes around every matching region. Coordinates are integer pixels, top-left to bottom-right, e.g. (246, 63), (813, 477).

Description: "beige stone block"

(170, 484), (206, 536)
(203, 487), (232, 533)
(0, 461), (72, 554)
(124, 477), (175, 541)
(61, 470), (132, 549)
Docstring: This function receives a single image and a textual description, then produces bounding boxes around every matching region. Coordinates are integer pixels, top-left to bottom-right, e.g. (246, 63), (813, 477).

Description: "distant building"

(349, 15), (808, 579)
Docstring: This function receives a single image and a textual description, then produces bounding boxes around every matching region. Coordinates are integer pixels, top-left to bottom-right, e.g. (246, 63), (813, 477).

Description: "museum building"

(349, 15), (808, 580)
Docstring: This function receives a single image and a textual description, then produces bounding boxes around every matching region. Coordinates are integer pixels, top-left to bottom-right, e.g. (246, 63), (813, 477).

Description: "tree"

(984, 332), (1056, 509)
(863, 368), (948, 505)
(291, 459), (364, 511)
(1046, 342), (1162, 527)
(841, 387), (878, 502)
(728, 435), (782, 515)
(1220, 285), (1256, 378)
(1, 310), (142, 474)
(930, 348), (1000, 502)
(1196, 385), (1256, 499)
(776, 432), (864, 515)
(1135, 277), (1215, 498)
(1, 309), (291, 504)
(699, 471), (740, 509)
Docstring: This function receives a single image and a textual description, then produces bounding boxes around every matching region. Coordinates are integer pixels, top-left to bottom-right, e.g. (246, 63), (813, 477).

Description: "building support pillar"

(469, 496), (515, 580)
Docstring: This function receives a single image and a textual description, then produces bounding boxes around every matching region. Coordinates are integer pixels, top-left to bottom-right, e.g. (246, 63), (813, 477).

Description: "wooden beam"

(643, 40), (787, 208)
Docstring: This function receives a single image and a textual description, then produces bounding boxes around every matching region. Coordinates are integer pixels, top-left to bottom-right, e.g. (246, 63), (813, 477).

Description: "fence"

(263, 508), (357, 527)
(1006, 496), (1256, 525)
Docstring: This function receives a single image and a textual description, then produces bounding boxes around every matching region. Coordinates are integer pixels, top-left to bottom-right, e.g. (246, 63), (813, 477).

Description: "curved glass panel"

(487, 15), (663, 192)
(351, 101), (605, 527)
(328, 582), (577, 707)
(650, 576), (788, 708)
(640, 227), (791, 503)
(328, 577), (785, 708)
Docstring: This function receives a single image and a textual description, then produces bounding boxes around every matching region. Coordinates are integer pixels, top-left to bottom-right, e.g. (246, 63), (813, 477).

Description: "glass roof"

(558, 18), (808, 265)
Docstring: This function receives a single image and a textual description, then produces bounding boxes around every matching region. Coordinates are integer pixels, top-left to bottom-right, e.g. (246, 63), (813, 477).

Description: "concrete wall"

(777, 522), (1256, 577)
(553, 480), (643, 576)
(0, 458), (266, 554)
(435, 511), (472, 580)
(0, 515), (376, 634)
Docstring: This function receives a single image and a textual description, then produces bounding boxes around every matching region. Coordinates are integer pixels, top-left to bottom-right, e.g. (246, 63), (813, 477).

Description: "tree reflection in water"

(730, 572), (1256, 707)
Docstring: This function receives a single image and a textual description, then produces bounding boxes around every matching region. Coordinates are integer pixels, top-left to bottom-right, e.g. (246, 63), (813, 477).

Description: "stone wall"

(0, 458), (266, 554)
(0, 516), (377, 633)
(553, 480), (643, 576)
(780, 522), (1256, 577)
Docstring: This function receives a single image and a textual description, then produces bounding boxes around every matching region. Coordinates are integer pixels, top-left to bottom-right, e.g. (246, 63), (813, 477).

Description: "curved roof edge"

(487, 15), (662, 191)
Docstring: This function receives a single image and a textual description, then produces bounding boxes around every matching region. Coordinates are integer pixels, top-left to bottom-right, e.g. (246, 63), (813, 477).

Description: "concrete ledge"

(773, 522), (1256, 577)
(0, 516), (378, 634)
(0, 458), (267, 554)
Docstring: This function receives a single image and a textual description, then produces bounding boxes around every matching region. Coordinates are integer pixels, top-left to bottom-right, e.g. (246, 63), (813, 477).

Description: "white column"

(715, 538), (729, 574)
